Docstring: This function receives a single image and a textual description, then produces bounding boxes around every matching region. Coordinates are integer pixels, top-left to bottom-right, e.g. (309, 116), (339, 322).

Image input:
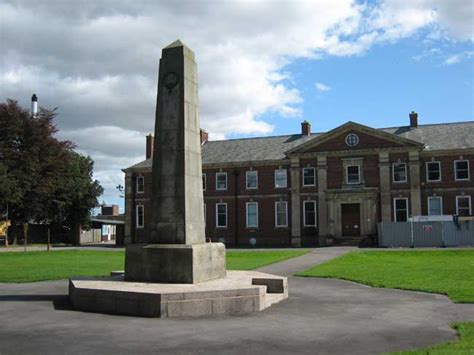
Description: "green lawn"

(391, 322), (474, 354)
(296, 250), (474, 303)
(0, 249), (308, 283)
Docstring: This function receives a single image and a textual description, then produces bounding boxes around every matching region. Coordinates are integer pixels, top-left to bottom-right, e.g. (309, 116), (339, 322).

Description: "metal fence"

(377, 221), (474, 247)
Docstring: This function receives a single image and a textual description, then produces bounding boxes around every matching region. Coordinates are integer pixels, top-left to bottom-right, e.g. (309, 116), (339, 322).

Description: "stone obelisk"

(125, 40), (226, 283)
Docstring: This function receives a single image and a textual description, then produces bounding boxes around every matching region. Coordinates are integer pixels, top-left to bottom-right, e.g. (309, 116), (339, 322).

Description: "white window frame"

(456, 196), (472, 216)
(302, 167), (316, 187)
(202, 173), (206, 191)
(393, 198), (409, 222)
(303, 200), (317, 227)
(274, 169), (288, 188)
(454, 160), (470, 181)
(427, 196), (443, 216)
(346, 165), (360, 184)
(136, 205), (144, 228)
(136, 176), (144, 193)
(246, 202), (259, 228)
(246, 170), (258, 189)
(216, 203), (227, 228)
(426, 161), (441, 182)
(275, 201), (288, 227)
(392, 163), (407, 183)
(215, 172), (228, 191)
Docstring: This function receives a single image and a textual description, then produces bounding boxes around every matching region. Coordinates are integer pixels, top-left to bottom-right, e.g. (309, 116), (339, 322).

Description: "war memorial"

(68, 40), (288, 318)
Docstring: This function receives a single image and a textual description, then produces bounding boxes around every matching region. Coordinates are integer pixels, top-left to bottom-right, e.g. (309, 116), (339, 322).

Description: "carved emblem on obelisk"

(163, 72), (179, 94)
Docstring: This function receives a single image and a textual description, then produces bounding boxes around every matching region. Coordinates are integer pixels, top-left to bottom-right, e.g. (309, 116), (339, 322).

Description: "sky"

(1, 0), (473, 211)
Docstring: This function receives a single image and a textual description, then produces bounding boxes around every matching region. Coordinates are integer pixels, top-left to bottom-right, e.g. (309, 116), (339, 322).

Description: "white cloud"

(315, 82), (331, 92)
(444, 51), (474, 65)
(1, 0), (472, 205)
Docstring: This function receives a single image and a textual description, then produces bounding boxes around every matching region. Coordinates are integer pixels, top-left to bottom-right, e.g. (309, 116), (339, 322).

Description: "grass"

(391, 322), (474, 354)
(296, 250), (474, 303)
(0, 249), (308, 283)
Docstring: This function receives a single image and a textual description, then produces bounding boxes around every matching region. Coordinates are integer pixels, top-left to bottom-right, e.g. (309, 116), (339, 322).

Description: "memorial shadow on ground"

(0, 294), (73, 311)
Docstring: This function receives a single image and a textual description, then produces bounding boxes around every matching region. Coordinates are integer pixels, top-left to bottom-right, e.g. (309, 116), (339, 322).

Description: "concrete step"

(334, 236), (366, 246)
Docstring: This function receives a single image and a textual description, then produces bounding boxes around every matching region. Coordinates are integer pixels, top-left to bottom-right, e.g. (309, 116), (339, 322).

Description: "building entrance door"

(341, 203), (360, 236)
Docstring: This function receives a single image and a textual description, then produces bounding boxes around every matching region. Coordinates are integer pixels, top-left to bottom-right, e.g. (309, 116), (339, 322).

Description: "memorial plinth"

(69, 271), (288, 318)
(69, 40), (288, 318)
(125, 243), (226, 283)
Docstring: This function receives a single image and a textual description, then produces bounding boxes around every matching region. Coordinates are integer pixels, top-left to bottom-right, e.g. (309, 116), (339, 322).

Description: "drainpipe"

(233, 169), (239, 246)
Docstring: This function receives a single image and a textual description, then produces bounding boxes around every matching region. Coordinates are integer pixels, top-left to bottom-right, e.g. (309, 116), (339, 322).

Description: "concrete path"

(257, 246), (354, 276)
(0, 247), (473, 354)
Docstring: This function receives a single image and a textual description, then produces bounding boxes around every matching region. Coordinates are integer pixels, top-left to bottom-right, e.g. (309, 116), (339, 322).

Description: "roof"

(380, 122), (474, 150)
(124, 121), (474, 170)
(90, 215), (125, 225)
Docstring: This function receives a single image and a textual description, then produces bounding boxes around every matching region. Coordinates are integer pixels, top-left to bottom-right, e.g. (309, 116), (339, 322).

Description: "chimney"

(301, 120), (311, 136)
(200, 129), (208, 145)
(146, 134), (154, 159)
(409, 111), (418, 128)
(31, 94), (38, 116)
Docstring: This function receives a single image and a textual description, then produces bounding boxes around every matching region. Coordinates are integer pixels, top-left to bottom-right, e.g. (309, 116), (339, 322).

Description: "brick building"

(123, 113), (474, 246)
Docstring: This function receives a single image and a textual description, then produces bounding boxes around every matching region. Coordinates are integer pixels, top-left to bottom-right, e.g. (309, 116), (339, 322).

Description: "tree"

(0, 99), (103, 232)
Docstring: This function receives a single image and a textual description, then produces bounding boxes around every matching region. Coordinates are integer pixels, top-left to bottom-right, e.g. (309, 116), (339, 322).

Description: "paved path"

(0, 247), (473, 354)
(257, 246), (354, 276)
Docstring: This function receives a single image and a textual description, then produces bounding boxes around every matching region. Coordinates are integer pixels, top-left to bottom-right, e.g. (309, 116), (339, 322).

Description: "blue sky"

(1, 1), (473, 211)
(254, 37), (473, 137)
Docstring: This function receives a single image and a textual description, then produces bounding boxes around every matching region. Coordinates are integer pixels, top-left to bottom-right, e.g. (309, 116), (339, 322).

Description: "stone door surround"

(325, 187), (378, 238)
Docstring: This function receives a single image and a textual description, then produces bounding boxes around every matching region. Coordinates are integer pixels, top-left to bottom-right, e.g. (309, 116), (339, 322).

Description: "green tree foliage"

(0, 99), (103, 228)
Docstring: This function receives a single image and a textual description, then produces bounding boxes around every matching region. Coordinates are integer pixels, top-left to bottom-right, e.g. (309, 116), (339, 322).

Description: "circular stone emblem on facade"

(163, 72), (179, 93)
(249, 237), (257, 246)
(345, 133), (359, 147)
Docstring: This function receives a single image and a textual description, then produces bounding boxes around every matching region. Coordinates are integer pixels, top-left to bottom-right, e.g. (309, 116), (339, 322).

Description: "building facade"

(123, 114), (474, 246)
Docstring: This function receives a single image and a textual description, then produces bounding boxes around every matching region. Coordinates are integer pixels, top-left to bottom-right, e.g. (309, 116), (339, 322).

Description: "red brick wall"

(204, 195), (292, 246)
(390, 153), (410, 190)
(300, 158), (318, 193)
(327, 155), (380, 188)
(127, 152), (473, 245)
(420, 155), (474, 188)
(203, 165), (290, 197)
(364, 155), (380, 187)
